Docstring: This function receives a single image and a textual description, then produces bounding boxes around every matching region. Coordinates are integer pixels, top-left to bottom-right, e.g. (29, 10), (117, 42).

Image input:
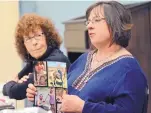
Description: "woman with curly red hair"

(3, 13), (70, 100)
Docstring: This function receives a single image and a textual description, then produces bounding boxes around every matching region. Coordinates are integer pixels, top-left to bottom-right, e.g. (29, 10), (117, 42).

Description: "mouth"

(33, 48), (41, 52)
(38, 67), (42, 70)
(89, 33), (95, 37)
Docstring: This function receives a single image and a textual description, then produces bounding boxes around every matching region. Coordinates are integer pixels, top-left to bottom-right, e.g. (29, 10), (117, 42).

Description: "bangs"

(22, 25), (41, 37)
(89, 5), (105, 19)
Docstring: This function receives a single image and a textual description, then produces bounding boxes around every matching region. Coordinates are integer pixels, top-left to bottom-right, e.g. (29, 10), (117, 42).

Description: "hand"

(17, 73), (32, 83)
(26, 83), (37, 102)
(61, 94), (85, 113)
(18, 75), (29, 83)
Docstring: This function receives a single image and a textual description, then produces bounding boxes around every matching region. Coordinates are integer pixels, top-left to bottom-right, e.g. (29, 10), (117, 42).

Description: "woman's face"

(23, 29), (47, 59)
(86, 7), (112, 48)
(35, 62), (45, 73)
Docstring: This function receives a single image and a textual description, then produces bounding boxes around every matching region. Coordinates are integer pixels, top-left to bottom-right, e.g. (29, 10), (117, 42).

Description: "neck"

(96, 43), (122, 60)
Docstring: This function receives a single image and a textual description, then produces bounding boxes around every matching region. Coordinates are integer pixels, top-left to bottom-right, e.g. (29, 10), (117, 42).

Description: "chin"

(90, 41), (98, 46)
(31, 50), (46, 59)
(32, 54), (42, 59)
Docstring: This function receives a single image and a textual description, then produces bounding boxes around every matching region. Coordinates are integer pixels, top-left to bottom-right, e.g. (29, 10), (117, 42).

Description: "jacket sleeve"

(7, 75), (34, 100)
(3, 81), (16, 96)
(2, 62), (33, 100)
(82, 69), (148, 113)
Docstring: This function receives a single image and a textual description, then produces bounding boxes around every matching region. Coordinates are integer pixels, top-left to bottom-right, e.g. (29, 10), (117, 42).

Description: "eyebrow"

(88, 16), (104, 20)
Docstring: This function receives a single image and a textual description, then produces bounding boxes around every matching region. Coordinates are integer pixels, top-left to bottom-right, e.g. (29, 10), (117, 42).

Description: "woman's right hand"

(26, 83), (37, 102)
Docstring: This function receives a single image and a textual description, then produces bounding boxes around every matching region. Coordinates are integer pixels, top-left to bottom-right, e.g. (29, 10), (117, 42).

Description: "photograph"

(56, 103), (63, 113)
(34, 61), (48, 86)
(56, 88), (67, 103)
(47, 61), (67, 88)
(34, 87), (56, 113)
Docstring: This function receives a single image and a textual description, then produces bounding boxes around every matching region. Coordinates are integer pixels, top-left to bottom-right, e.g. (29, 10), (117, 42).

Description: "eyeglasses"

(85, 18), (105, 26)
(24, 32), (44, 43)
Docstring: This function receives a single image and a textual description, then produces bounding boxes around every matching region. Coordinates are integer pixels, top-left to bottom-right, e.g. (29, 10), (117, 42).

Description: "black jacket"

(3, 47), (70, 100)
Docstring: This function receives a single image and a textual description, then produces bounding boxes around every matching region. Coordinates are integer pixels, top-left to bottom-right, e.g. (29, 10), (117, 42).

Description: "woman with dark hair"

(2, 13), (70, 100)
(26, 1), (148, 113)
(35, 61), (45, 74)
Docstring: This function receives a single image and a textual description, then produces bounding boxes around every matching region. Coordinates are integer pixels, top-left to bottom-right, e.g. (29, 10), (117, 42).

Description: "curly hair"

(15, 13), (62, 60)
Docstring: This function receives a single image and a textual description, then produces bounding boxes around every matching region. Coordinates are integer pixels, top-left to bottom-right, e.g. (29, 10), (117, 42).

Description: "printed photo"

(34, 61), (48, 86)
(56, 88), (67, 103)
(56, 103), (63, 113)
(34, 87), (56, 113)
(47, 62), (67, 88)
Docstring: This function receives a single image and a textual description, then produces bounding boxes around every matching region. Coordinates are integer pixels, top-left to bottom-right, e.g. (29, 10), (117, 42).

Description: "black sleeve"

(2, 62), (33, 100)
(18, 62), (33, 79)
(3, 81), (16, 96)
(8, 75), (34, 100)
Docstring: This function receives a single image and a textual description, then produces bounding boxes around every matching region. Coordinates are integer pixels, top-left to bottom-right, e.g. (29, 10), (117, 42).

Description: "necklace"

(93, 47), (123, 67)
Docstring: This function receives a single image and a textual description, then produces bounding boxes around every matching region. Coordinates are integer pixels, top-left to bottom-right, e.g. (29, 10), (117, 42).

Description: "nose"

(86, 21), (94, 30)
(31, 38), (38, 46)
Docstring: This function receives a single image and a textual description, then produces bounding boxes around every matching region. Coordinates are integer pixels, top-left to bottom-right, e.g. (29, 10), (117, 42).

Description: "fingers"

(22, 76), (29, 81)
(18, 75), (29, 83)
(26, 84), (37, 102)
(26, 92), (35, 98)
(27, 84), (37, 94)
(26, 87), (36, 95)
(28, 83), (37, 91)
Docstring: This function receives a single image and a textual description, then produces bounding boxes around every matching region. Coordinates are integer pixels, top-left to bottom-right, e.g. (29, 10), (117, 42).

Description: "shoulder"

(117, 55), (142, 71)
(113, 50), (148, 87)
(46, 49), (69, 62)
(114, 48), (142, 70)
(109, 54), (147, 85)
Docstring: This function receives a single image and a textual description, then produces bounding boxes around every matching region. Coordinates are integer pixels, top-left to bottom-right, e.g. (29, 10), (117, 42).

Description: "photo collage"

(33, 61), (67, 113)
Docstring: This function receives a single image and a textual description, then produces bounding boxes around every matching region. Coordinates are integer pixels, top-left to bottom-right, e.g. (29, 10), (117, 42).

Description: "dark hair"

(86, 1), (133, 48)
(35, 61), (44, 66)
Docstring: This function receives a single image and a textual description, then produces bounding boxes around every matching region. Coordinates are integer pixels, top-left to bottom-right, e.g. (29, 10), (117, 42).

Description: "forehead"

(23, 28), (42, 38)
(88, 5), (105, 20)
(35, 62), (43, 66)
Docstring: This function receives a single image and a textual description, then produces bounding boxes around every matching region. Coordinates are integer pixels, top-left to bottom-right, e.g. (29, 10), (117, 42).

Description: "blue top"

(67, 51), (148, 113)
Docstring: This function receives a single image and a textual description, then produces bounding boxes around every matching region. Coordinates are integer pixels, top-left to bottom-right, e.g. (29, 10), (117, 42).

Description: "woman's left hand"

(61, 94), (85, 113)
